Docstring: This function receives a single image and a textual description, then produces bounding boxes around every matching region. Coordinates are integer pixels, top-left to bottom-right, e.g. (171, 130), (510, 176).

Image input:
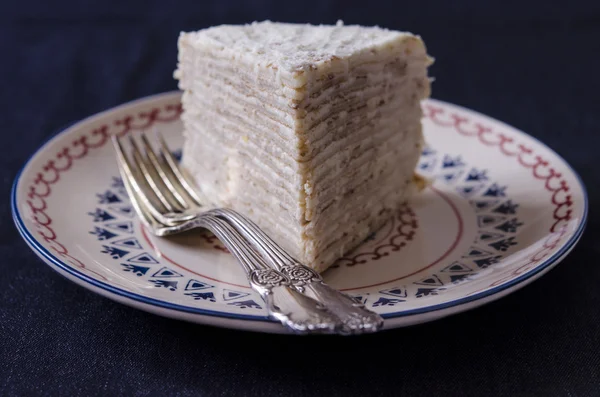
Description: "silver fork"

(112, 134), (343, 334)
(113, 131), (383, 334)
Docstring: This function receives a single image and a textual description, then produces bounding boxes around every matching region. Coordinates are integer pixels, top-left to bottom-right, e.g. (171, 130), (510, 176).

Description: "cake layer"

(182, 82), (423, 167)
(183, 122), (419, 222)
(183, 108), (421, 207)
(181, 52), (429, 107)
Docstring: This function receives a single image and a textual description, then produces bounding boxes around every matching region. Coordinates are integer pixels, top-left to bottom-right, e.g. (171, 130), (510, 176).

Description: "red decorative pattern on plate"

(423, 104), (574, 293)
(423, 105), (573, 232)
(26, 103), (182, 281)
(332, 204), (417, 268)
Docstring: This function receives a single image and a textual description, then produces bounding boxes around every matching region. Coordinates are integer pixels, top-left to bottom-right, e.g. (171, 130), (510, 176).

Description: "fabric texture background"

(1, 1), (599, 395)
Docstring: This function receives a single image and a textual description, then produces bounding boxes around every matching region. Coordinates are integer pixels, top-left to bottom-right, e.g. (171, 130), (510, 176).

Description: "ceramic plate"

(12, 91), (587, 333)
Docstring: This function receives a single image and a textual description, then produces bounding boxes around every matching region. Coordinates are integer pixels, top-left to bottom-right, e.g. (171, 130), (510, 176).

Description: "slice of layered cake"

(174, 21), (432, 272)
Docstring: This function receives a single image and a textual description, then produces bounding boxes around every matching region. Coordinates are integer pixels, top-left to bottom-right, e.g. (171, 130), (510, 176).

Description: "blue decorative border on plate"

(85, 147), (527, 310)
(11, 92), (589, 325)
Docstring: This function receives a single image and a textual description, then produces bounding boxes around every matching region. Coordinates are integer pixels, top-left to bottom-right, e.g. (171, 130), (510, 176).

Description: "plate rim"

(11, 90), (589, 327)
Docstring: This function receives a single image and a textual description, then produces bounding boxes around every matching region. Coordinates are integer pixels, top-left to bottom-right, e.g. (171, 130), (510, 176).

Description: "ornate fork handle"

(279, 263), (384, 334)
(199, 218), (342, 334)
(248, 268), (341, 333)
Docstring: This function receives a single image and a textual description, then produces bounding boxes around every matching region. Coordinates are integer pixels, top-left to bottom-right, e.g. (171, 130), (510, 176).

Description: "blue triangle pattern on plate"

(89, 227), (118, 241)
(419, 158), (437, 172)
(465, 168), (488, 182)
(469, 199), (500, 212)
(462, 247), (493, 258)
(372, 297), (404, 307)
(97, 190), (121, 204)
(172, 149), (183, 162)
(120, 263), (149, 277)
(450, 274), (471, 283)
(414, 274), (443, 286)
(104, 221), (134, 234)
(415, 288), (444, 298)
(421, 147), (436, 156)
(222, 289), (250, 301)
(483, 183), (507, 197)
(457, 184), (485, 198)
(495, 218), (524, 233)
(440, 261), (472, 273)
(101, 245), (129, 259)
(476, 232), (505, 242)
(351, 295), (368, 305)
(473, 255), (502, 268)
(477, 215), (506, 228)
(112, 237), (143, 250)
(442, 155), (465, 168)
(185, 279), (214, 291)
(379, 287), (408, 298)
(493, 200), (519, 214)
(128, 252), (160, 264)
(151, 267), (183, 278)
(108, 205), (135, 218)
(227, 300), (262, 309)
(150, 280), (178, 291)
(489, 237), (518, 252)
(440, 170), (464, 184)
(185, 292), (216, 302)
(111, 176), (125, 189)
(88, 208), (115, 222)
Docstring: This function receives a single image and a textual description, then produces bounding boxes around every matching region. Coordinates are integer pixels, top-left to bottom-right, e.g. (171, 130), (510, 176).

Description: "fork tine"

(112, 135), (180, 226)
(116, 154), (163, 232)
(155, 132), (204, 206)
(139, 133), (190, 210)
(129, 135), (183, 213)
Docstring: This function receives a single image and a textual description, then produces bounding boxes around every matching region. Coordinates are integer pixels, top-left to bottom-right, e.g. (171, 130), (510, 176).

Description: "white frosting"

(180, 20), (417, 74)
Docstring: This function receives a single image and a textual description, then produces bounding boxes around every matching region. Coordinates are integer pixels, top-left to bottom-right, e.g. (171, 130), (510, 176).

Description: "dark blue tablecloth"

(2, 1), (599, 395)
